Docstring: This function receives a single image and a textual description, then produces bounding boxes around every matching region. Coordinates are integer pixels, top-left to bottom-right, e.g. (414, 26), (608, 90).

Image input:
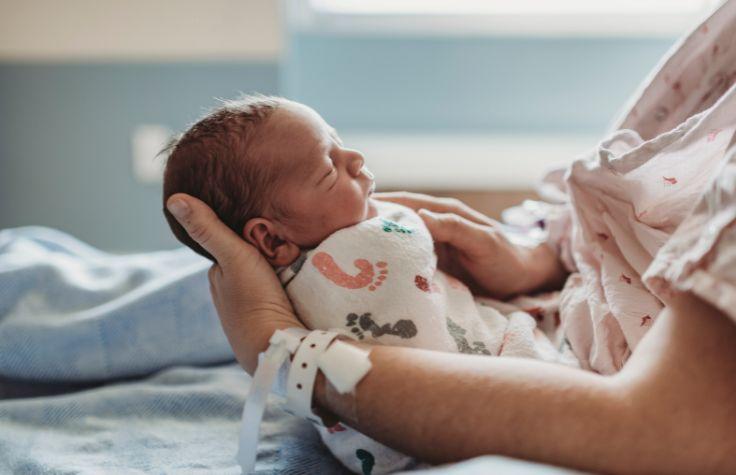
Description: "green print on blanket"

(446, 317), (491, 355)
(356, 448), (376, 475)
(381, 219), (413, 234)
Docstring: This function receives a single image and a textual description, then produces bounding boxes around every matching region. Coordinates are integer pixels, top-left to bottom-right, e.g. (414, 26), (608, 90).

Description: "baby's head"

(163, 95), (376, 266)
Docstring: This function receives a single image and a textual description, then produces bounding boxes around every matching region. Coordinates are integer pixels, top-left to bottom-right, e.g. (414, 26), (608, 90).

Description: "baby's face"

(258, 102), (377, 248)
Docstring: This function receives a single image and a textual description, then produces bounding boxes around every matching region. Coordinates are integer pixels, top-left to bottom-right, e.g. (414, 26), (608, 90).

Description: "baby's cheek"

(307, 190), (367, 241)
(349, 193), (367, 219)
(328, 195), (362, 230)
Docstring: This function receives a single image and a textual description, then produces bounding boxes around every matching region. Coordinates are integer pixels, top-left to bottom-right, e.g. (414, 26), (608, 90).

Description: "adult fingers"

(372, 191), (426, 208)
(166, 193), (253, 268)
(207, 265), (221, 299)
(374, 192), (457, 213)
(375, 192), (495, 226)
(418, 209), (498, 257)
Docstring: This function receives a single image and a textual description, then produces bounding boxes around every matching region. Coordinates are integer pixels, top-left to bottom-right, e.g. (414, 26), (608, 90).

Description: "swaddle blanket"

(279, 201), (576, 474)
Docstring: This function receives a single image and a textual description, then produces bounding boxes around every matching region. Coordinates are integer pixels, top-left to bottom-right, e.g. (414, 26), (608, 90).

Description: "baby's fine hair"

(162, 94), (285, 262)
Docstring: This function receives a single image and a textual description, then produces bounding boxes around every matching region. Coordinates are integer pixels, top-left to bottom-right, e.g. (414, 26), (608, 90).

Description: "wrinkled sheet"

(0, 364), (349, 474)
(0, 364), (576, 475)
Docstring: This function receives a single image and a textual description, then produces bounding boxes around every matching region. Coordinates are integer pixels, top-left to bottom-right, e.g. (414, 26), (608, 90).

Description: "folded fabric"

(0, 226), (232, 382)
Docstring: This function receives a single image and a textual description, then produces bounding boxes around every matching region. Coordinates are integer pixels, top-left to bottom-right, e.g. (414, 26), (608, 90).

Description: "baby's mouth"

(362, 166), (376, 195)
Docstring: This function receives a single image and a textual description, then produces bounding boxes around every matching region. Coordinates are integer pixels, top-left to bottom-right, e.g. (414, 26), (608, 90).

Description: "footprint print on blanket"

(381, 218), (413, 234)
(414, 275), (441, 293)
(356, 448), (375, 475)
(346, 312), (418, 340)
(312, 252), (388, 291)
(447, 317), (491, 355)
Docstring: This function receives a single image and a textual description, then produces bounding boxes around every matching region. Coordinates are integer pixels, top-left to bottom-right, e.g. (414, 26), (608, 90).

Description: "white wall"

(0, 0), (282, 61)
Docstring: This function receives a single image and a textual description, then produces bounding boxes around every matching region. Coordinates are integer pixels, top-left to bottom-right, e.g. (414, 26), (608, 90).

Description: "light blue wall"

(0, 34), (678, 252)
(284, 35), (676, 134)
(0, 62), (278, 251)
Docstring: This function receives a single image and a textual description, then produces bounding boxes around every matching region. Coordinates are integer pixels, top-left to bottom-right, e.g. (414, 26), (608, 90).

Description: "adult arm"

(167, 194), (736, 474)
(316, 292), (736, 474)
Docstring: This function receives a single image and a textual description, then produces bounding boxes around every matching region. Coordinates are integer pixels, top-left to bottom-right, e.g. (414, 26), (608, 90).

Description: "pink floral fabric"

(543, 0), (736, 374)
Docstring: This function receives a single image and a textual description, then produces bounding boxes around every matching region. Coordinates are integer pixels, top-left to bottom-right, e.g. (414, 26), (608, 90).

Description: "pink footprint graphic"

(312, 252), (388, 291)
(663, 176), (678, 185)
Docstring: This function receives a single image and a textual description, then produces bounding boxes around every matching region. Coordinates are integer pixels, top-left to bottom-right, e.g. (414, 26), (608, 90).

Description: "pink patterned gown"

(536, 0), (736, 373)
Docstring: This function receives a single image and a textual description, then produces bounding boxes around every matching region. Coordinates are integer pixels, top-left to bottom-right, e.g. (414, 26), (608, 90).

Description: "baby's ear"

(242, 218), (300, 267)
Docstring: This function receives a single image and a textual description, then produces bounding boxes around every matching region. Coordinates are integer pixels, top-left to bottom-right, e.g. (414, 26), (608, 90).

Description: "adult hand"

(166, 193), (304, 375)
(374, 192), (566, 298)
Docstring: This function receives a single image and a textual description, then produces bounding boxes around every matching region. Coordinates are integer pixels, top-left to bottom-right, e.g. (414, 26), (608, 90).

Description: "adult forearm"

(612, 293), (736, 474)
(315, 294), (736, 474)
(315, 347), (627, 472)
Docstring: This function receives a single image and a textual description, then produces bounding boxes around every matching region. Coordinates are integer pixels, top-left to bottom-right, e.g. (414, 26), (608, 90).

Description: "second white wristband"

(285, 330), (339, 425)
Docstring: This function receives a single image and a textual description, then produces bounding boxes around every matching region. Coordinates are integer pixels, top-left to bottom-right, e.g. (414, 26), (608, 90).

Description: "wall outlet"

(131, 124), (173, 184)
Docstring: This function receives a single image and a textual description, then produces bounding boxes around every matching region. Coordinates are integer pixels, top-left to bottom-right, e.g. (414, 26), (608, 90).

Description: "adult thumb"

(166, 193), (253, 269)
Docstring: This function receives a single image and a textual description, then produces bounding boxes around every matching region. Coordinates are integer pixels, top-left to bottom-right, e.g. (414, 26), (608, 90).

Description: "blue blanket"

(0, 363), (349, 474)
(0, 226), (230, 382)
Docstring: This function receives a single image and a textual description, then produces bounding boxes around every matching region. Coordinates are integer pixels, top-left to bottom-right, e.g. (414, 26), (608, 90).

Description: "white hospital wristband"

(318, 339), (373, 394)
(285, 330), (340, 425)
(237, 327), (309, 474)
(238, 329), (374, 474)
(285, 332), (373, 426)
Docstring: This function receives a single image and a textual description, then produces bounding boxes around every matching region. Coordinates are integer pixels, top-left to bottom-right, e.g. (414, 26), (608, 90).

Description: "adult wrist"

(312, 338), (371, 427)
(235, 321), (306, 376)
(524, 242), (568, 293)
(237, 330), (371, 474)
(312, 371), (341, 426)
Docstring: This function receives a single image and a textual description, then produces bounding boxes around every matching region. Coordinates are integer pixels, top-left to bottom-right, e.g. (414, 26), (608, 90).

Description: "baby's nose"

(347, 153), (365, 177)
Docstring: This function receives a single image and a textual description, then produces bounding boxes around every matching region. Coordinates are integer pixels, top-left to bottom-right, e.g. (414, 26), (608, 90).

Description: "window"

(293, 0), (723, 37)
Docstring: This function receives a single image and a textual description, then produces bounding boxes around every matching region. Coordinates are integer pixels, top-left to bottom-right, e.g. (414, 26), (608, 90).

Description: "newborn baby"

(163, 95), (575, 474)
